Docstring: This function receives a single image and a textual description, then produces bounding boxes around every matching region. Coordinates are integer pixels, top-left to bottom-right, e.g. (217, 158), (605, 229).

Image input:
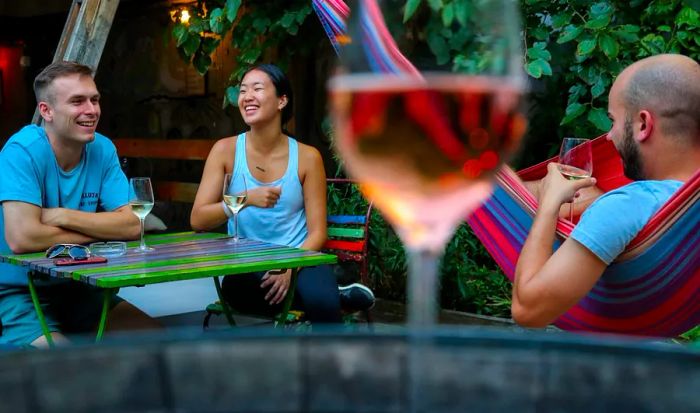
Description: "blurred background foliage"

(174, 0), (700, 318)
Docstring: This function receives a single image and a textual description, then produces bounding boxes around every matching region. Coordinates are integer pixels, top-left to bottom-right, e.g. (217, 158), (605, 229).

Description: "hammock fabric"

(468, 136), (700, 337)
(312, 0), (699, 336)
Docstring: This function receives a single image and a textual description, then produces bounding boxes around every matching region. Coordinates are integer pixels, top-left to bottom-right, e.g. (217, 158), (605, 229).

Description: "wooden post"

(33, 0), (120, 124)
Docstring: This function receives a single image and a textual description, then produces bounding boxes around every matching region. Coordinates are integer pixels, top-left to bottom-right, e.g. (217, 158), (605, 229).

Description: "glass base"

(134, 245), (155, 252)
(226, 235), (244, 244)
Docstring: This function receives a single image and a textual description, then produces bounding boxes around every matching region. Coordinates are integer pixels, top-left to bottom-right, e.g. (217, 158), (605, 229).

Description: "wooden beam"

(33, 0), (120, 124)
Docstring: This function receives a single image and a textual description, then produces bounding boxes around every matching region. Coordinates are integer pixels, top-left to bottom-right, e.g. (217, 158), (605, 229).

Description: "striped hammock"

(468, 136), (700, 337)
(312, 0), (699, 336)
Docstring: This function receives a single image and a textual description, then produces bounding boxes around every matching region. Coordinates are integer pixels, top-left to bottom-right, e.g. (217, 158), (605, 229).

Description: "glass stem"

(407, 248), (441, 328)
(570, 194), (576, 223)
(406, 247), (442, 413)
(139, 218), (146, 250)
(233, 212), (239, 241)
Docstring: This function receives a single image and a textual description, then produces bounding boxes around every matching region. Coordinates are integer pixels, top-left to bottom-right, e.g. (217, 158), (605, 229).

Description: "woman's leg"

(221, 272), (278, 318)
(294, 265), (342, 323)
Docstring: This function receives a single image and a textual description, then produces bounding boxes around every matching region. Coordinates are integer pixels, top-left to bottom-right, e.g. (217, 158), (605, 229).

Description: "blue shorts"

(0, 281), (122, 346)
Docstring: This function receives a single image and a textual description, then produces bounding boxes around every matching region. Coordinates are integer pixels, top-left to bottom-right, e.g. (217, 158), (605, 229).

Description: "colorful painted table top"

(0, 232), (337, 289)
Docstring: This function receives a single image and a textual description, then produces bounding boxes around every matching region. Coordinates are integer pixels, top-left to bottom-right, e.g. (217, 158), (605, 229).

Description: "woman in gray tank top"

(190, 64), (348, 323)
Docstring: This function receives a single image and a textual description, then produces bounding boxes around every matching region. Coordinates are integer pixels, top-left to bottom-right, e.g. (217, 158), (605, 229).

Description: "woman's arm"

(298, 144), (327, 251)
(190, 138), (236, 231)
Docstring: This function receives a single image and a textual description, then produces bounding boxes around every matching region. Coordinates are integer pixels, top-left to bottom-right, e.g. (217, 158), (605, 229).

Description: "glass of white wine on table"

(223, 173), (247, 243)
(558, 137), (593, 222)
(129, 177), (155, 252)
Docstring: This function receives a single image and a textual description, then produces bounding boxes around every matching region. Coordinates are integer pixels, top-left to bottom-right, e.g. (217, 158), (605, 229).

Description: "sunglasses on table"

(45, 244), (92, 260)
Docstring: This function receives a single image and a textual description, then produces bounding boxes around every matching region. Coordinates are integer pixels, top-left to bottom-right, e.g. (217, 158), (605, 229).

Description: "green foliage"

(172, 0), (314, 107)
(518, 0), (700, 146)
(326, 181), (512, 317)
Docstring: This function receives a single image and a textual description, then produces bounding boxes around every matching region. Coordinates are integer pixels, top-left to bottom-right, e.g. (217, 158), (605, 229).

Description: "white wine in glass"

(558, 137), (593, 221)
(223, 173), (247, 242)
(330, 0), (526, 328)
(129, 177), (155, 252)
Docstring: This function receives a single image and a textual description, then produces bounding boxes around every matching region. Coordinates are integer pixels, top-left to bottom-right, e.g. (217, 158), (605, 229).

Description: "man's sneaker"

(339, 283), (376, 313)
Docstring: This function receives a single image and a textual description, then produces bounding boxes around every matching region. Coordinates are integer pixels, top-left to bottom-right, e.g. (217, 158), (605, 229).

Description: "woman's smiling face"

(238, 69), (287, 127)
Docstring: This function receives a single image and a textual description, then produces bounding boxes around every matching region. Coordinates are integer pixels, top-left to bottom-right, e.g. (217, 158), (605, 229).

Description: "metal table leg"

(26, 272), (54, 348)
(275, 268), (298, 328)
(95, 289), (113, 342)
(213, 276), (237, 326)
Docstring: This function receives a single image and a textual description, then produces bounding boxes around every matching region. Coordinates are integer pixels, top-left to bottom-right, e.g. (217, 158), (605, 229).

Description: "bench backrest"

(324, 178), (373, 286)
(113, 138), (214, 203)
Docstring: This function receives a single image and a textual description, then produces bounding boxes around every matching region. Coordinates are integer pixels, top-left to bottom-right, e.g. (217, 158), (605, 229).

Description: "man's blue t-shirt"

(0, 125), (128, 286)
(570, 180), (682, 265)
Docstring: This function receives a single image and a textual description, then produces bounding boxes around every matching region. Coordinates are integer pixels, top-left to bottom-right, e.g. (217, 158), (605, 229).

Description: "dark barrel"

(0, 327), (698, 413)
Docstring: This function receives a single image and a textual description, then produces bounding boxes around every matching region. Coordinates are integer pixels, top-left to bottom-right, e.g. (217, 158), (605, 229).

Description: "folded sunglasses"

(45, 244), (92, 260)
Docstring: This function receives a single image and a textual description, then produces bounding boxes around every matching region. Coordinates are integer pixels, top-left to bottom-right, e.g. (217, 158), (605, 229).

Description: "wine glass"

(223, 173), (247, 242)
(329, 0), (526, 328)
(558, 137), (593, 222)
(129, 177), (155, 252)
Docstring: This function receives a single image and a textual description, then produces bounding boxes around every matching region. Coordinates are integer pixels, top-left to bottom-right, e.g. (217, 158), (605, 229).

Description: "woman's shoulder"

(294, 139), (322, 163)
(209, 135), (238, 156)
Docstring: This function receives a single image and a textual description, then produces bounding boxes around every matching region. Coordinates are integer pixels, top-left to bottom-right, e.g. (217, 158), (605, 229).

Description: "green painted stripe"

(327, 227), (365, 239)
(71, 247), (304, 277)
(3, 232), (225, 262)
(131, 231), (225, 247)
(91, 255), (337, 288)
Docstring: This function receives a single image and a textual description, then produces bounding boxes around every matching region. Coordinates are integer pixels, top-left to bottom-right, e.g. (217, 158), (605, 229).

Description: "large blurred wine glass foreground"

(329, 0), (527, 327)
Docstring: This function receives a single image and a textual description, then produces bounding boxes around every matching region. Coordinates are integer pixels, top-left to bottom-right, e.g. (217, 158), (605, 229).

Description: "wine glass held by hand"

(329, 0), (527, 328)
(129, 177), (155, 252)
(223, 173), (247, 242)
(557, 138), (593, 222)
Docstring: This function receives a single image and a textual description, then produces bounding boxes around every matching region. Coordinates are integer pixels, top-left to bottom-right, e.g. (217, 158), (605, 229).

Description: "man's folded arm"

(41, 204), (140, 241)
(3, 201), (94, 253)
(3, 202), (139, 254)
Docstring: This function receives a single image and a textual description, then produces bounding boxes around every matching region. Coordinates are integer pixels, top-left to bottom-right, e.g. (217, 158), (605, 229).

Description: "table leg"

(26, 272), (54, 348)
(95, 289), (112, 342)
(213, 276), (237, 326)
(275, 268), (298, 328)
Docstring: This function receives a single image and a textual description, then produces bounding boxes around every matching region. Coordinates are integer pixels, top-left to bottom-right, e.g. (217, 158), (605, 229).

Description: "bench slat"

(327, 215), (366, 225)
(155, 181), (200, 203)
(327, 227), (365, 239)
(114, 139), (215, 160)
(323, 239), (365, 252)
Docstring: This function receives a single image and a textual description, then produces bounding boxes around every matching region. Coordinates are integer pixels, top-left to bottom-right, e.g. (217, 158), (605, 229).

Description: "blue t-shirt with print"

(570, 180), (682, 265)
(0, 125), (128, 286)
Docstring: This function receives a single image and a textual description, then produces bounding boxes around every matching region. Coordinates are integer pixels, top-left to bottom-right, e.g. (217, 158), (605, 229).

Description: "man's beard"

(620, 117), (646, 181)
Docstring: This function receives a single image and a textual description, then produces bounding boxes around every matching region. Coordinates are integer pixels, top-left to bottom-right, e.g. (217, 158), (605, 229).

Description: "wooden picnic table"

(0, 232), (337, 346)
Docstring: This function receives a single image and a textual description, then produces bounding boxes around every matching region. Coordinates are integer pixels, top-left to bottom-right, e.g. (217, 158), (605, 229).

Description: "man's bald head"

(619, 54), (700, 143)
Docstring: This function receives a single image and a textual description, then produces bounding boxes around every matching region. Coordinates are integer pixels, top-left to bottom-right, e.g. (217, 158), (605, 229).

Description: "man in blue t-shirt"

(0, 61), (159, 347)
(512, 54), (700, 328)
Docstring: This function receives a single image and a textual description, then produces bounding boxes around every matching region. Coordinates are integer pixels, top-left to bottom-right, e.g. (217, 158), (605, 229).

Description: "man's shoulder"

(596, 180), (682, 206)
(86, 133), (118, 156)
(3, 125), (47, 151)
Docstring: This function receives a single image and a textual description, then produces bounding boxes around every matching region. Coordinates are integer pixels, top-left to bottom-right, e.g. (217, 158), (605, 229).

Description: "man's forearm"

(513, 201), (560, 305)
(45, 208), (140, 241)
(9, 224), (94, 254)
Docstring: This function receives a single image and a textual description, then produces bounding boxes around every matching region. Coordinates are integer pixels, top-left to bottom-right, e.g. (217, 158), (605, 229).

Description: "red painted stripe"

(324, 240), (365, 252)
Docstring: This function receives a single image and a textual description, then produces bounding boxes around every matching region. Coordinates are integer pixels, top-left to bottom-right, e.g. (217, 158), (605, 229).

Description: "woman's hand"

(261, 268), (291, 305)
(246, 186), (282, 208)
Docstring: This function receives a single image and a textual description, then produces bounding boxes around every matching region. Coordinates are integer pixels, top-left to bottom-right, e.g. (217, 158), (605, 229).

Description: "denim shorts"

(0, 281), (122, 346)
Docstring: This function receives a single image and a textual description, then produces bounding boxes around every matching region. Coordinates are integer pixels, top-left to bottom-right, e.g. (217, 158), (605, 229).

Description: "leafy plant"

(171, 0), (315, 107)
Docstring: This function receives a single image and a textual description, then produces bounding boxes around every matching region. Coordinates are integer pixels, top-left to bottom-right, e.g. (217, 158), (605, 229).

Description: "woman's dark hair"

(241, 63), (294, 126)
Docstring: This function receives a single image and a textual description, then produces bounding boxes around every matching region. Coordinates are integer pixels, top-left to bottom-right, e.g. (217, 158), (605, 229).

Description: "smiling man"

(0, 61), (159, 347)
(512, 54), (700, 328)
